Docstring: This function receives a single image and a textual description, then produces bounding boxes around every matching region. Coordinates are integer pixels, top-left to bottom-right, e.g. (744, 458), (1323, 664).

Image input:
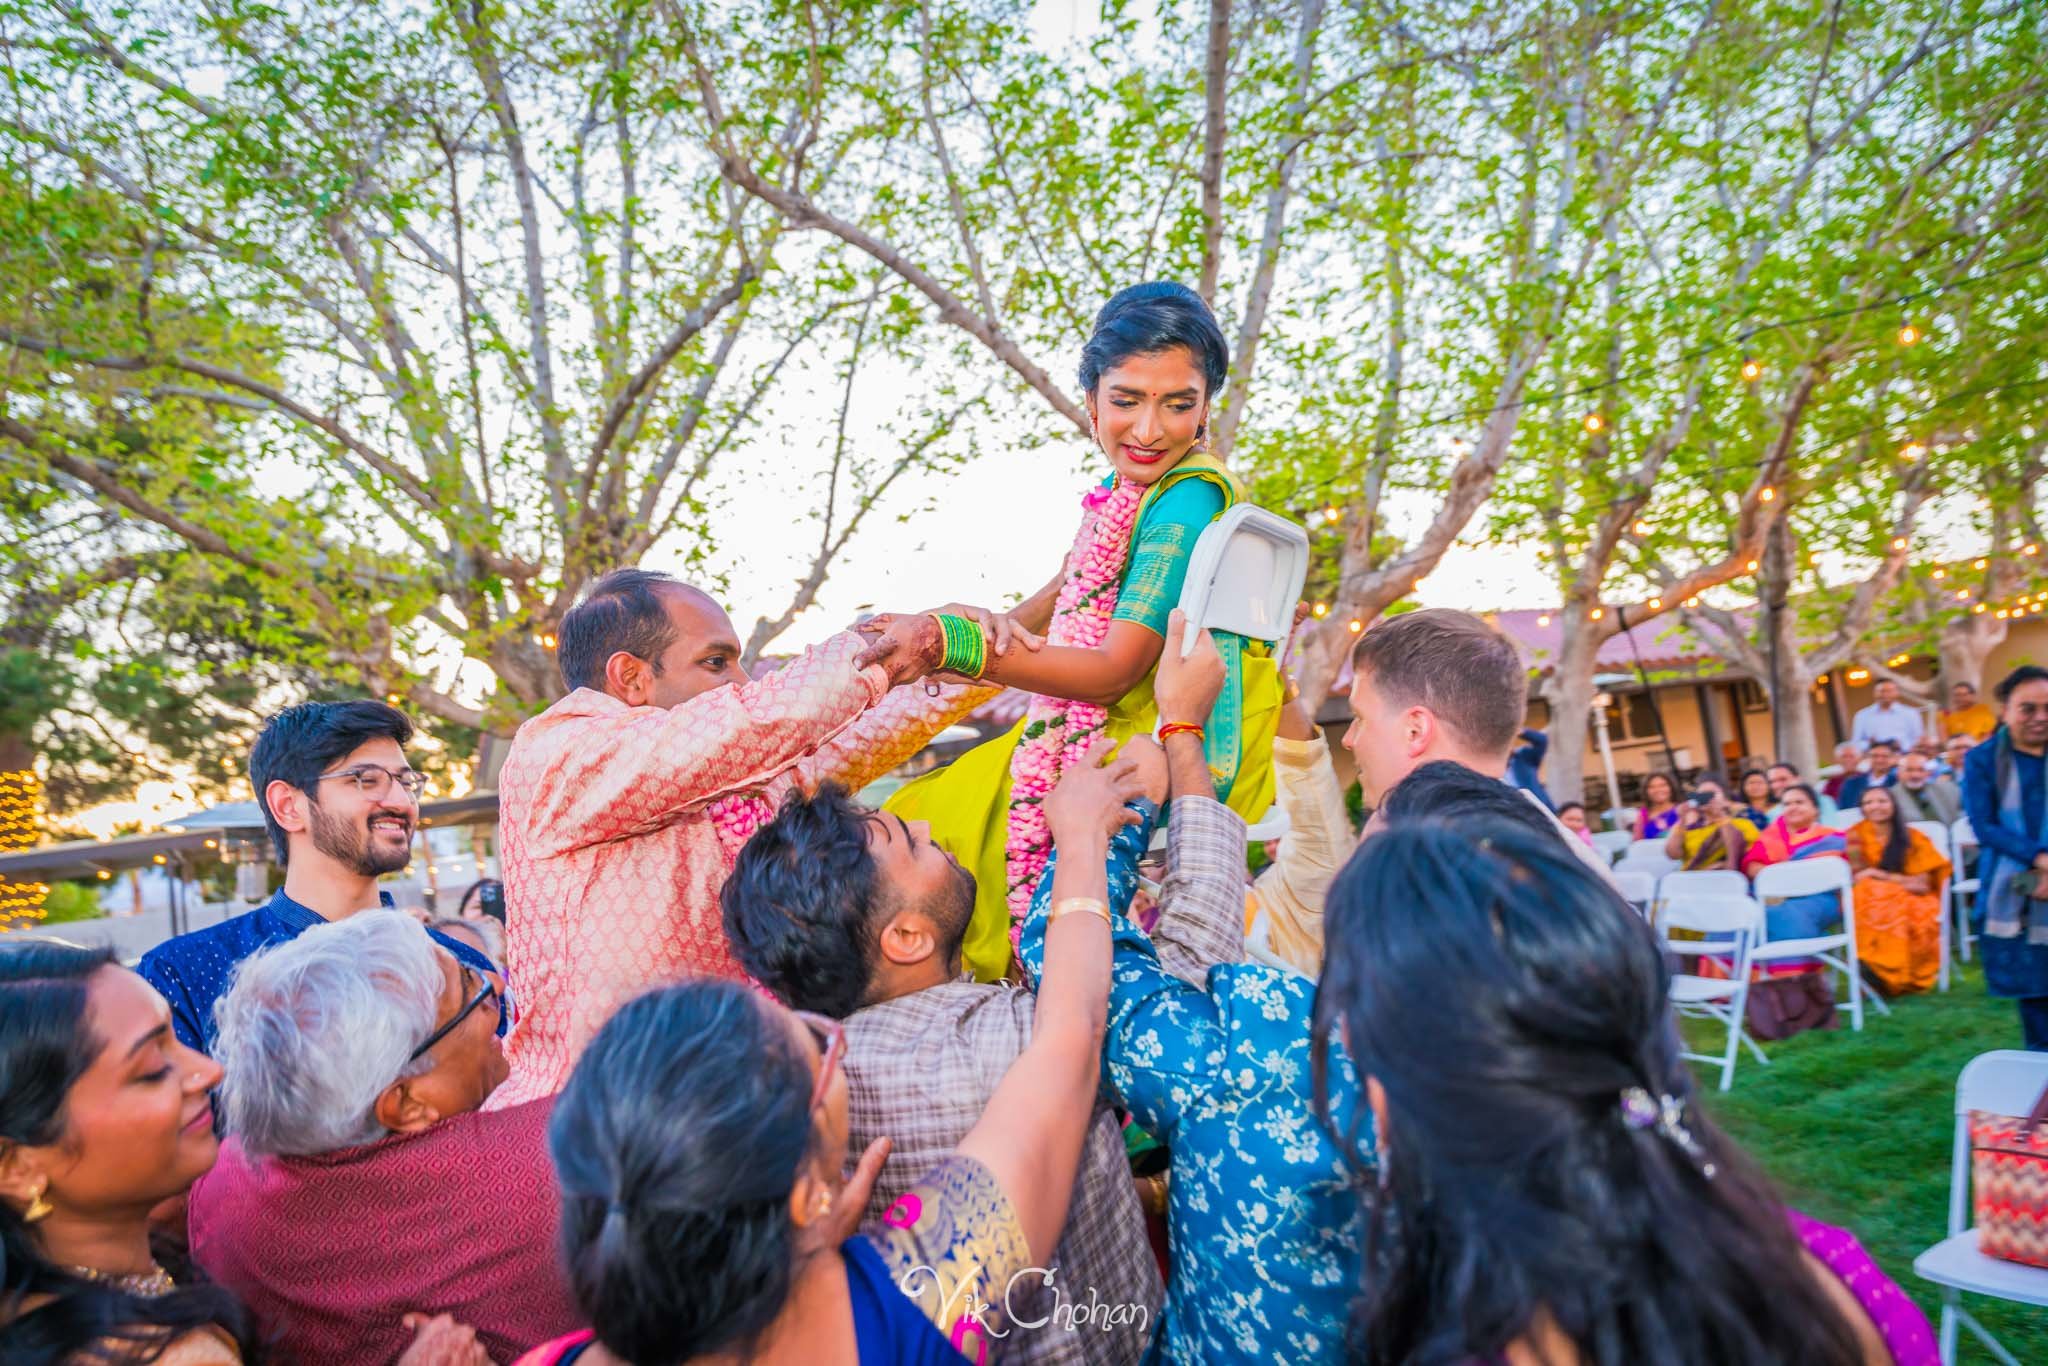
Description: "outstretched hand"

(1155, 610), (1225, 728)
(1044, 739), (1146, 846)
(394, 1313), (491, 1366)
(826, 1135), (893, 1246)
(853, 613), (945, 688)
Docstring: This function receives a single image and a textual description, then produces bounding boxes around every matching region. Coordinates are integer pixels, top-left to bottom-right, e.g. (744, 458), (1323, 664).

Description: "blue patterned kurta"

(1019, 806), (1370, 1364)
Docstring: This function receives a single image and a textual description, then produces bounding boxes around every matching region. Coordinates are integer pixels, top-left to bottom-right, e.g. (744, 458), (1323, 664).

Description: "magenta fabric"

(190, 1098), (582, 1365)
(1788, 1209), (1939, 1365)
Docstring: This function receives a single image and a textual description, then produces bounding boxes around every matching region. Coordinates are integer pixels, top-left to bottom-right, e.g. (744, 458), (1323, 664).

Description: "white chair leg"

(1938, 891), (1952, 992)
(1738, 1027), (1770, 1066)
(1956, 893), (1974, 962)
(1718, 1014), (1741, 1091)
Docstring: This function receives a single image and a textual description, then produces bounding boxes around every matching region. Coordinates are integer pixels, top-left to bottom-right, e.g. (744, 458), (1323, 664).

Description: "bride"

(881, 281), (1283, 980)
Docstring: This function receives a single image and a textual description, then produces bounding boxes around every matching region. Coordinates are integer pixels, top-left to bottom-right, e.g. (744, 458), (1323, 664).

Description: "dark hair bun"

(1079, 282), (1229, 395)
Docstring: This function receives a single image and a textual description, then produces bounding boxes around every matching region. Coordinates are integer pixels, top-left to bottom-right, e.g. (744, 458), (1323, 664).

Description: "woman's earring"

(814, 1190), (833, 1217)
(24, 1181), (53, 1223)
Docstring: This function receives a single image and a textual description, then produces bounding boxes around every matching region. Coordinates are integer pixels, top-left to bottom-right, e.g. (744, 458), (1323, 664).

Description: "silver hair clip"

(1619, 1085), (1718, 1180)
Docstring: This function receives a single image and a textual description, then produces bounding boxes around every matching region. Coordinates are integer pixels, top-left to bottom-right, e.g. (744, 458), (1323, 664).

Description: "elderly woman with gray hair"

(188, 910), (582, 1365)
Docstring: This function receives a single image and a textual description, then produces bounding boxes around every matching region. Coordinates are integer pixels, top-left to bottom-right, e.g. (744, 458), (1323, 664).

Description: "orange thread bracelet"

(1158, 722), (1205, 741)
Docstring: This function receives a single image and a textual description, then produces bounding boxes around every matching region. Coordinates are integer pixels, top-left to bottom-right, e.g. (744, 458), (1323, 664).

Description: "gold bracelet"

(1049, 896), (1111, 926)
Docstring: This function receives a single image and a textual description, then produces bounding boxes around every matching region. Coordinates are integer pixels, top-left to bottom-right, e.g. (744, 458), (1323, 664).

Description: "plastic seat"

(1951, 818), (1979, 962)
(1660, 894), (1768, 1091)
(1749, 857), (1880, 1030)
(1913, 1050), (2048, 1363)
(1590, 829), (1634, 865)
(1908, 820), (1956, 992)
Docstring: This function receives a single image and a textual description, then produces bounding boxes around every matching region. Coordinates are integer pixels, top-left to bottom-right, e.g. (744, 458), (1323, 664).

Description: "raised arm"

(955, 748), (1142, 1265)
(1151, 614), (1248, 983)
(515, 629), (933, 856)
(794, 674), (1002, 795)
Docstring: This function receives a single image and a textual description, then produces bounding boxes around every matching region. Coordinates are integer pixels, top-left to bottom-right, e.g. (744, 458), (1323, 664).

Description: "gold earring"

(23, 1181), (53, 1223)
(814, 1190), (833, 1217)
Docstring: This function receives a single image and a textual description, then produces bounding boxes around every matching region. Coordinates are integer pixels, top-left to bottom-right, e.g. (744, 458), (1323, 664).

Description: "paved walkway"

(15, 901), (241, 963)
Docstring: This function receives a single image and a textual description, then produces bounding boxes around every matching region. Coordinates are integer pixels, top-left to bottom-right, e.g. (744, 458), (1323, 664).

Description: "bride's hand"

(923, 603), (1046, 660)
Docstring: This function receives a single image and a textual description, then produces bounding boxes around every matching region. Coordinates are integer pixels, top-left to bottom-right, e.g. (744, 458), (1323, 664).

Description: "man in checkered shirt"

(721, 636), (1246, 1365)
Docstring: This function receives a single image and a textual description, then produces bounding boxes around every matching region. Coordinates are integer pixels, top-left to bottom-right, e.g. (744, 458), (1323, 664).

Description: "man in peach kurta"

(488, 570), (994, 1108)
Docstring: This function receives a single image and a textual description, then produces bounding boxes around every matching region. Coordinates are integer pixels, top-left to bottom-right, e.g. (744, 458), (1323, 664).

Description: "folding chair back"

(1590, 829), (1634, 864)
(1604, 806), (1637, 834)
(1825, 806), (1866, 830)
(1952, 816), (1981, 964)
(1906, 820), (1956, 991)
(1612, 868), (1657, 912)
(1659, 869), (1749, 903)
(1749, 856), (1871, 1031)
(1914, 1050), (2048, 1361)
(1625, 837), (1674, 865)
(1660, 894), (1765, 1091)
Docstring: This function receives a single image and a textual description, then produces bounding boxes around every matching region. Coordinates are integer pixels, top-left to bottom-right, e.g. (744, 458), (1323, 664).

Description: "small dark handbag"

(1743, 969), (1840, 1041)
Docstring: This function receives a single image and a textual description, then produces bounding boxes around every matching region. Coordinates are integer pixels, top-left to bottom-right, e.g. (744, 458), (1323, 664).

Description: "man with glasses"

(140, 699), (501, 1053)
(192, 910), (578, 1364)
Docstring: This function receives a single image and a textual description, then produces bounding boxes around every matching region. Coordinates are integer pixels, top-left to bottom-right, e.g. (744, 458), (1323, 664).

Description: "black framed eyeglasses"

(317, 764), (428, 800)
(408, 966), (500, 1062)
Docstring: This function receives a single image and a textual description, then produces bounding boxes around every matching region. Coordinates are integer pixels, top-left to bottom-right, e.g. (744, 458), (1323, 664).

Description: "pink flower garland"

(1002, 476), (1144, 918)
(709, 791), (774, 865)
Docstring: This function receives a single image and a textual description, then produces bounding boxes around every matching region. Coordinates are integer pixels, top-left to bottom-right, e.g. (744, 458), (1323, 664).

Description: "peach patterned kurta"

(487, 631), (996, 1110)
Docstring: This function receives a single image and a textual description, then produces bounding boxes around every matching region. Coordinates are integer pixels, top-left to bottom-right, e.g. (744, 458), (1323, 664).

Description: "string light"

(1956, 589), (1971, 600)
(540, 633), (559, 650)
(0, 770), (43, 930)
(1311, 602), (1328, 618)
(1810, 552), (1823, 565)
(2026, 544), (2041, 557)
(1897, 323), (1921, 346)
(1649, 597), (1663, 610)
(1998, 609), (2011, 619)
(1759, 487), (1777, 502)
(1974, 559), (1988, 570)
(97, 869), (111, 880)
(1933, 568), (1947, 579)
(1685, 596), (1700, 607)
(384, 692), (402, 705)
(1973, 603), (1988, 615)
(1536, 614), (1552, 626)
(1746, 560), (1760, 572)
(1321, 506), (1341, 525)
(1632, 520), (1650, 536)
(1583, 413), (1606, 434)
(1347, 619), (1363, 633)
(1847, 668), (1871, 683)
(1891, 537), (1907, 550)
(1900, 441), (1927, 461)
(1591, 607), (1605, 620)
(1739, 358), (1763, 382)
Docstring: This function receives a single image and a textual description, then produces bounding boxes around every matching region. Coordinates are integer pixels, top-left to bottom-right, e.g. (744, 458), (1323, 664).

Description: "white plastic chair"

(1749, 857), (1883, 1029)
(1604, 806), (1638, 835)
(1612, 869), (1658, 914)
(1952, 817), (1979, 962)
(1658, 869), (1750, 903)
(1909, 819), (1956, 992)
(1590, 829), (1634, 865)
(1620, 840), (1680, 877)
(1660, 893), (1768, 1091)
(1825, 805), (1866, 831)
(1913, 1049), (2048, 1364)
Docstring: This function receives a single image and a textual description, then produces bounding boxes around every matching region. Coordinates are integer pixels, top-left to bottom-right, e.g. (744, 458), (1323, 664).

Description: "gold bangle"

(1049, 896), (1111, 926)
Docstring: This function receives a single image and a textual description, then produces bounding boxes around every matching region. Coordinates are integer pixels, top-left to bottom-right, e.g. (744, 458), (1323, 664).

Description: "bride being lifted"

(880, 282), (1283, 980)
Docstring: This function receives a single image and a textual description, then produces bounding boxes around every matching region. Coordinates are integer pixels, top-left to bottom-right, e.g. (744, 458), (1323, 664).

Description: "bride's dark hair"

(1312, 821), (1869, 1365)
(1078, 282), (1228, 396)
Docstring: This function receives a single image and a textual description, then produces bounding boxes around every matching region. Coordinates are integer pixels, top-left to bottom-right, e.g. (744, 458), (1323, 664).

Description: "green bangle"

(936, 613), (987, 678)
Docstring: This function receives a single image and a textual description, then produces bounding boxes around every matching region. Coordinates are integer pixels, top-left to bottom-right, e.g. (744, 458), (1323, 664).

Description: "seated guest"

(1736, 769), (1775, 827)
(1556, 801), (1598, 848)
(1838, 740), (1899, 811)
(1941, 679), (1997, 742)
(1892, 751), (1963, 827)
(1822, 741), (1865, 802)
(1937, 731), (1975, 778)
(1315, 821), (1936, 1365)
(1634, 771), (1683, 839)
(517, 749), (1139, 1365)
(1767, 762), (1839, 822)
(1847, 787), (1951, 996)
(193, 912), (579, 1365)
(490, 570), (982, 1109)
(1, 942), (256, 1365)
(720, 624), (1236, 1364)
(1664, 778), (1758, 872)
(1244, 677), (1359, 976)
(139, 701), (500, 1053)
(1743, 783), (1852, 950)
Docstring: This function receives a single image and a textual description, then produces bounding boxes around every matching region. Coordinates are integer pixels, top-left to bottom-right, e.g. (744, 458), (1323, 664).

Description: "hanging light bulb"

(1809, 552), (1823, 565)
(1956, 589), (1971, 600)
(1891, 537), (1907, 551)
(1901, 441), (1927, 461)
(1591, 607), (1605, 620)
(1933, 568), (1947, 580)
(1347, 619), (1363, 633)
(1973, 603), (1988, 615)
(2025, 544), (2041, 557)
(1649, 597), (1663, 610)
(1685, 596), (1700, 607)
(1897, 323), (1921, 346)
(1759, 487), (1777, 502)
(1583, 413), (1606, 434)
(1998, 609), (2011, 620)
(1536, 614), (1552, 627)
(1632, 519), (1650, 536)
(1739, 357), (1763, 383)
(1746, 559), (1759, 572)
(1321, 506), (1341, 525)
(1975, 558), (1988, 570)
(1312, 602), (1328, 618)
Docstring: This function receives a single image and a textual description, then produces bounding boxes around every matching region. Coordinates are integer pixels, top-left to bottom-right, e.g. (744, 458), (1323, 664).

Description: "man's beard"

(308, 800), (413, 877)
(934, 863), (977, 967)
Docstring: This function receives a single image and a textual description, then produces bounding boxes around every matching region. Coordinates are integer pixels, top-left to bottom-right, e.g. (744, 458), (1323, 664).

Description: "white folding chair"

(1749, 857), (1884, 1029)
(1952, 817), (1979, 963)
(1913, 1049), (2048, 1364)
(1612, 868), (1658, 915)
(1622, 839), (1679, 875)
(1651, 869), (1749, 926)
(1604, 807), (1638, 835)
(1660, 893), (1768, 1092)
(1590, 829), (1634, 865)
(1909, 819), (1956, 992)
(1825, 805), (1866, 831)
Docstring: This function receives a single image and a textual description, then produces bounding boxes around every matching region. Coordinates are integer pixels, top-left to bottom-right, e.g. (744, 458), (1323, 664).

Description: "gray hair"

(213, 909), (444, 1157)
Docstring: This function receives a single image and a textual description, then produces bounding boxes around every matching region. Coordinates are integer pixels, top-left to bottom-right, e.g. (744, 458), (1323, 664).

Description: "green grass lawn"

(1682, 963), (2048, 1361)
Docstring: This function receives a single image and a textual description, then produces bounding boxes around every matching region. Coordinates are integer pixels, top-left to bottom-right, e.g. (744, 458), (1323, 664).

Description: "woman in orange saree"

(1845, 785), (1950, 996)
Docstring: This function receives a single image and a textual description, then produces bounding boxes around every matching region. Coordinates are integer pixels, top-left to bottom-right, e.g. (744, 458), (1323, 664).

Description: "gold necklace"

(63, 1261), (177, 1298)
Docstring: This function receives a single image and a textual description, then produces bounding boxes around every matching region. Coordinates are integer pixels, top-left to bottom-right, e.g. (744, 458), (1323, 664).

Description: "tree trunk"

(1939, 611), (2008, 696)
(1541, 610), (1605, 807)
(1772, 673), (1822, 778)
